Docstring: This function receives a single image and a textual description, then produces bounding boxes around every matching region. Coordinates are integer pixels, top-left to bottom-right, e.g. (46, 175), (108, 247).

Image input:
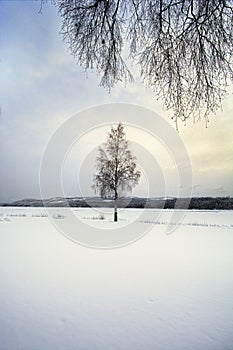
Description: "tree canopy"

(41, 0), (233, 127)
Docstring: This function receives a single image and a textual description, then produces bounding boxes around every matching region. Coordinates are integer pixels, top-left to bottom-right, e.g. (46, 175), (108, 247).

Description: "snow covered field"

(0, 207), (233, 350)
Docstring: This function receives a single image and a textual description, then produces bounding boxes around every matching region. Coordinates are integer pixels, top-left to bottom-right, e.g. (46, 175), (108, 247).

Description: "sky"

(0, 0), (232, 203)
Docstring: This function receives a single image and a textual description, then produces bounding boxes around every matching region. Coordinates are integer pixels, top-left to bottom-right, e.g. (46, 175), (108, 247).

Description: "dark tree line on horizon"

(3, 196), (233, 210)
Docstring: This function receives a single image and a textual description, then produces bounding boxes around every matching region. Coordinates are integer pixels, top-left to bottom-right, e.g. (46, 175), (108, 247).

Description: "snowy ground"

(0, 207), (233, 350)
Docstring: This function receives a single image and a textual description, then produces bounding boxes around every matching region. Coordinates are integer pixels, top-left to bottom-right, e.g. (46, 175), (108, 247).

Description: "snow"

(0, 207), (233, 350)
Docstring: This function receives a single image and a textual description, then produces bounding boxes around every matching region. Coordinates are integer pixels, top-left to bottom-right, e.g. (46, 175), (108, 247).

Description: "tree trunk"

(114, 200), (118, 222)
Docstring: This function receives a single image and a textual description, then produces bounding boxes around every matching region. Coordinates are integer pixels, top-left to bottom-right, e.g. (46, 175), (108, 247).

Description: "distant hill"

(1, 196), (233, 210)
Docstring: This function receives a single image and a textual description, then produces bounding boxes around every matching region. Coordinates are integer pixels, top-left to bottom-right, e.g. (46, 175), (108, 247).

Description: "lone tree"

(55, 0), (233, 127)
(93, 123), (141, 222)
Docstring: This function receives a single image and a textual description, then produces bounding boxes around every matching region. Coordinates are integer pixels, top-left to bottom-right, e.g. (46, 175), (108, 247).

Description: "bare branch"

(55, 0), (232, 127)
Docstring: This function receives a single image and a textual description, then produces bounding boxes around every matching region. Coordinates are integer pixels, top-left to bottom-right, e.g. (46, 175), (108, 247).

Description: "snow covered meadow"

(0, 207), (233, 350)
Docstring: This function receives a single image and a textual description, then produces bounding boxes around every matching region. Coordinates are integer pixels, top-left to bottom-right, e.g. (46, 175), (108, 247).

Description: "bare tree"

(93, 123), (141, 221)
(55, 0), (232, 128)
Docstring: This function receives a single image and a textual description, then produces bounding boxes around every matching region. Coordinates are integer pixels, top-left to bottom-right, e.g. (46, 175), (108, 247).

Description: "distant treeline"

(129, 197), (233, 210)
(1, 196), (233, 210)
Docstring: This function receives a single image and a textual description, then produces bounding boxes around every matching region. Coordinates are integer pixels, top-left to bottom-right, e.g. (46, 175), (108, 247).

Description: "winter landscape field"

(1, 1), (233, 350)
(1, 207), (233, 350)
